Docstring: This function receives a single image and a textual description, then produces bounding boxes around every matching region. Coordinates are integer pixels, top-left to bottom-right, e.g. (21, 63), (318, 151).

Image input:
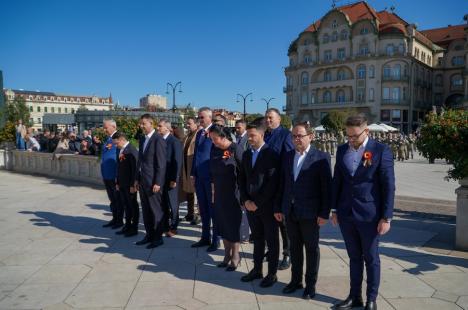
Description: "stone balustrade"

(1, 149), (102, 185)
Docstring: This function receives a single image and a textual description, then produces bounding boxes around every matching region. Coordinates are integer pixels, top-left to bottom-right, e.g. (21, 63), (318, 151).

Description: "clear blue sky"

(1, 0), (465, 113)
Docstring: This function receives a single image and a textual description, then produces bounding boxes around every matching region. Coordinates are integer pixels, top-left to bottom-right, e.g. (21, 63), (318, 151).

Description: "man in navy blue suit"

(157, 118), (183, 237)
(331, 114), (395, 310)
(275, 122), (332, 299)
(191, 107), (219, 252)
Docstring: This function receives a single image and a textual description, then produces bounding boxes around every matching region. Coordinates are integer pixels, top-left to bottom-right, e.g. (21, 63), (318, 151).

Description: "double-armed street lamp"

(166, 81), (182, 113)
(237, 92), (253, 120)
(261, 97), (275, 111)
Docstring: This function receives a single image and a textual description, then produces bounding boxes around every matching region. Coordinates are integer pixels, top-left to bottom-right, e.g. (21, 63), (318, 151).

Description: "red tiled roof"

(420, 24), (466, 47)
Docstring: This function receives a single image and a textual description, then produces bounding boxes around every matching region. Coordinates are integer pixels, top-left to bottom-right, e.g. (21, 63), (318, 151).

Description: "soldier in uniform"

(324, 133), (330, 154)
(407, 134), (415, 159)
(390, 133), (398, 160)
(330, 133), (337, 156)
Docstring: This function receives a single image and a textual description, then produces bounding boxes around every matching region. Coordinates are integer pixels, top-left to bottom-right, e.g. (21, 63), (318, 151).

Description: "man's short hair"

(198, 107), (212, 117)
(140, 113), (154, 123)
(186, 116), (198, 123)
(103, 119), (116, 127)
(235, 119), (246, 126)
(293, 122), (315, 135)
(112, 131), (127, 140)
(265, 108), (281, 117)
(159, 118), (172, 129)
(345, 113), (368, 127)
(247, 118), (266, 132)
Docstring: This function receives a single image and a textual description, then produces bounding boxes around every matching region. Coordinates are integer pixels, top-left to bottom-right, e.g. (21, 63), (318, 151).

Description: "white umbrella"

(314, 125), (326, 132)
(378, 123), (399, 132)
(368, 123), (388, 132)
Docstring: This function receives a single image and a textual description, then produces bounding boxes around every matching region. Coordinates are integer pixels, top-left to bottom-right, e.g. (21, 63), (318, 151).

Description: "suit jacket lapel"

(295, 149), (315, 182)
(353, 138), (375, 178)
(143, 134), (155, 155)
(338, 144), (353, 178)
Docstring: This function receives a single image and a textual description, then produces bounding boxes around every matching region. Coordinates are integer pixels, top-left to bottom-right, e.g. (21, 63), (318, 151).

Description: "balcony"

(297, 100), (372, 110)
(382, 99), (409, 105)
(283, 85), (293, 93)
(382, 75), (409, 82)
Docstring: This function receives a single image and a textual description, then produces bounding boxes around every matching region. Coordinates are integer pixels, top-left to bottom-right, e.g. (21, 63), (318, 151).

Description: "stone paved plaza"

(0, 157), (467, 310)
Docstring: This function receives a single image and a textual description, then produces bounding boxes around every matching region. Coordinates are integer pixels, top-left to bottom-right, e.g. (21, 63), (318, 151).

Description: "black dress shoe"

(191, 239), (211, 248)
(206, 243), (219, 252)
(111, 222), (124, 229)
(124, 229), (138, 237)
(146, 239), (164, 249)
(135, 236), (152, 246)
(282, 282), (303, 294)
(116, 226), (130, 235)
(217, 262), (229, 268)
(102, 220), (115, 228)
(335, 295), (364, 309)
(260, 274), (278, 288)
(241, 270), (263, 282)
(278, 255), (290, 270)
(302, 287), (316, 300)
(365, 301), (377, 310)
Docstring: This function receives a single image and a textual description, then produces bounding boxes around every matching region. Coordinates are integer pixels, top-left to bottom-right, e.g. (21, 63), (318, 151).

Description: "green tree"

(245, 113), (263, 123)
(321, 110), (347, 134)
(4, 96), (31, 125)
(280, 114), (292, 129)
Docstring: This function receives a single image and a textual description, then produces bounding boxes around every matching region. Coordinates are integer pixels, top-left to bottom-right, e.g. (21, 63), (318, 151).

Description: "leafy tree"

(0, 121), (16, 143)
(245, 113), (263, 123)
(321, 110), (347, 134)
(280, 114), (292, 129)
(3, 96), (31, 125)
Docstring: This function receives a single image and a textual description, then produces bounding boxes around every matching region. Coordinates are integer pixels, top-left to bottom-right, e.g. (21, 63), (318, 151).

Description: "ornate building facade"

(3, 89), (113, 130)
(284, 1), (467, 133)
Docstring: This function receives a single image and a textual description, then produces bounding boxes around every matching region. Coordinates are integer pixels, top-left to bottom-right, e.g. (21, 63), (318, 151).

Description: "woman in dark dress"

(209, 124), (243, 271)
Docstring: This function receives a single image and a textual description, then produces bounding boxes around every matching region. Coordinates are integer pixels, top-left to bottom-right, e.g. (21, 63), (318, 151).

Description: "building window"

(58, 107), (62, 113)
(29, 106), (33, 112)
(392, 87), (400, 101)
(323, 91), (331, 103)
(383, 87), (390, 99)
(359, 43), (369, 56)
(392, 110), (401, 122)
(301, 72), (309, 85)
(304, 55), (311, 64)
(324, 70), (332, 81)
(452, 56), (465, 66)
(37, 106), (41, 112)
(369, 88), (374, 101)
(435, 74), (443, 86)
(398, 43), (405, 54)
(310, 91), (316, 104)
(357, 65), (366, 79)
(357, 88), (365, 101)
(337, 48), (345, 60)
(331, 31), (338, 41)
(65, 107), (68, 113)
(71, 109), (75, 114)
(51, 107), (55, 113)
(324, 50), (332, 62)
(336, 90), (345, 102)
(340, 30), (348, 40)
(393, 64), (401, 78)
(360, 27), (369, 35)
(301, 92), (309, 105)
(383, 65), (391, 77)
(303, 39), (309, 46)
(323, 34), (329, 43)
(44, 107), (48, 113)
(337, 69), (346, 80)
(386, 44), (394, 56)
(451, 74), (463, 88)
(37, 118), (41, 124)
(332, 20), (337, 28)
(381, 109), (390, 121)
(369, 65), (375, 78)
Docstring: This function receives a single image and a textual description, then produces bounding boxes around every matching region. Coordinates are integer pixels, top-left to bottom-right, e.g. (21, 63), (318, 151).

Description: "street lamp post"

(166, 81), (182, 113)
(261, 97), (275, 111)
(237, 93), (253, 120)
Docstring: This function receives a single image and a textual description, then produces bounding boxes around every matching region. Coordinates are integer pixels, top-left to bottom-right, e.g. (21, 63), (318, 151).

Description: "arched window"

(301, 72), (309, 85)
(369, 65), (375, 78)
(359, 43), (369, 55)
(336, 90), (345, 102)
(360, 27), (369, 35)
(337, 69), (346, 80)
(323, 91), (332, 103)
(357, 65), (366, 79)
(340, 30), (348, 40)
(324, 70), (332, 81)
(452, 56), (465, 66)
(383, 65), (391, 77)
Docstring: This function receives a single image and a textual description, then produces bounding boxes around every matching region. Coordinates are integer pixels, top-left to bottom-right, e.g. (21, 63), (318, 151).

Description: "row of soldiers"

(313, 131), (418, 162)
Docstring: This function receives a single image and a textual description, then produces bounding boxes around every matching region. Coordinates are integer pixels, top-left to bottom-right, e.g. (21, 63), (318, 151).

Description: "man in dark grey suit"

(157, 118), (183, 237)
(135, 114), (167, 249)
(275, 122), (332, 299)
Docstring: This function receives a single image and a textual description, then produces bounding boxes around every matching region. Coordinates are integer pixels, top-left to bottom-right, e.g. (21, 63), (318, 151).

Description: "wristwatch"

(383, 217), (392, 223)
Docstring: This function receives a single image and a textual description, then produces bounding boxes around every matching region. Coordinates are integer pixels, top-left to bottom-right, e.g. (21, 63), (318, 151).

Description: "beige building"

(139, 94), (167, 110)
(284, 1), (467, 133)
(3, 89), (113, 130)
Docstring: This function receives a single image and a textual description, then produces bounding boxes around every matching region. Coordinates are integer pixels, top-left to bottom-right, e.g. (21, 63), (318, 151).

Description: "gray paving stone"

(418, 273), (468, 296)
(0, 283), (76, 309)
(387, 297), (462, 310)
(456, 296), (468, 309)
(65, 281), (136, 308)
(126, 280), (194, 307)
(379, 274), (435, 298)
(25, 264), (91, 284)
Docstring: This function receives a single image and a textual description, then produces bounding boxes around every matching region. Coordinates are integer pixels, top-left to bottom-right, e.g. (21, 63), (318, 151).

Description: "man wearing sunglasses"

(331, 114), (395, 310)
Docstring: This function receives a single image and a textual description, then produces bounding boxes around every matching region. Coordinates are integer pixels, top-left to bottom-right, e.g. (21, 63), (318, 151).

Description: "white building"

(139, 94), (167, 110)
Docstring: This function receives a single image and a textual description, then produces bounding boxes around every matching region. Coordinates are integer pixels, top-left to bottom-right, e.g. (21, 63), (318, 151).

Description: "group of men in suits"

(100, 110), (394, 310)
(100, 115), (183, 249)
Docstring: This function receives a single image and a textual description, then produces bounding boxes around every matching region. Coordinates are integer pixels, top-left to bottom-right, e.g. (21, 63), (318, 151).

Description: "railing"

(382, 99), (409, 105)
(4, 150), (103, 185)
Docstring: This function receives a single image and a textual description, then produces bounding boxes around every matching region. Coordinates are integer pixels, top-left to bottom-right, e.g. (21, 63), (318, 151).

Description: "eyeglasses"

(292, 134), (310, 139)
(347, 129), (367, 140)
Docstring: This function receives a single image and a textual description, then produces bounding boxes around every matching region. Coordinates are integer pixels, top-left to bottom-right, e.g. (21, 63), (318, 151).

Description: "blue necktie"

(252, 149), (259, 168)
